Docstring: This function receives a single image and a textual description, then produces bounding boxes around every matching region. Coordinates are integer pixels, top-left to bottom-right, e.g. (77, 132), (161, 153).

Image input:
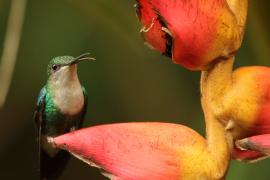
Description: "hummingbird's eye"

(52, 64), (60, 71)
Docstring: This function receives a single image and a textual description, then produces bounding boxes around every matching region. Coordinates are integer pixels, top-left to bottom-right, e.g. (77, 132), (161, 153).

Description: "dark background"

(0, 0), (269, 179)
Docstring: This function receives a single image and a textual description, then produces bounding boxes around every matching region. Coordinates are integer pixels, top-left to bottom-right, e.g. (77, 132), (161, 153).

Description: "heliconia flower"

(136, 0), (248, 70)
(51, 122), (230, 180)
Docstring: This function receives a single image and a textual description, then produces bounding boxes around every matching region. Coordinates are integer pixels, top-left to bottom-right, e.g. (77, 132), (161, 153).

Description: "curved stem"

(201, 57), (234, 115)
(0, 0), (27, 108)
(200, 57), (234, 178)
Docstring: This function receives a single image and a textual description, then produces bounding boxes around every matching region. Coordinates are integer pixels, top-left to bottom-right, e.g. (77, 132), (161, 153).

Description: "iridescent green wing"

(33, 86), (46, 172)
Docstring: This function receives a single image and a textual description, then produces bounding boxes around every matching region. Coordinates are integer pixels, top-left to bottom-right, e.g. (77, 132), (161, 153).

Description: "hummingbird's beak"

(66, 53), (96, 66)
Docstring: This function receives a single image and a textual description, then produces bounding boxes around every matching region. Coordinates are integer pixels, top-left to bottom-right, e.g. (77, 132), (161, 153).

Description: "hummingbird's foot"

(41, 136), (59, 157)
(47, 136), (56, 148)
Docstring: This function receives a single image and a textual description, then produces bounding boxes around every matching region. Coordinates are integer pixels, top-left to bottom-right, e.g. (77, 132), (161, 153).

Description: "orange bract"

(214, 66), (270, 161)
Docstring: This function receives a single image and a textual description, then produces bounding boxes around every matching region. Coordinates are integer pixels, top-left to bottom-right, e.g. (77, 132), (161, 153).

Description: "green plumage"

(47, 56), (74, 76)
(34, 54), (92, 180)
(37, 85), (87, 135)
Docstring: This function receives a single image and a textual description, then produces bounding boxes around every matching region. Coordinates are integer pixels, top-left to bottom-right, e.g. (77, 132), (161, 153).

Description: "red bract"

(51, 122), (231, 179)
(136, 0), (247, 70)
(52, 123), (187, 179)
(136, 0), (168, 53)
(232, 148), (264, 162)
(236, 134), (270, 157)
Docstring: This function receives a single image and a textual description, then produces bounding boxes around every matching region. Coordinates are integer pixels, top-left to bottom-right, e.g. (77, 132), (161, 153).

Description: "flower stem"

(200, 57), (235, 179)
(0, 0), (27, 108)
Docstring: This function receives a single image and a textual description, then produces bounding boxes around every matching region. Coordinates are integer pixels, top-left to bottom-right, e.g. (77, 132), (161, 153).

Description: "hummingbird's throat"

(49, 65), (84, 115)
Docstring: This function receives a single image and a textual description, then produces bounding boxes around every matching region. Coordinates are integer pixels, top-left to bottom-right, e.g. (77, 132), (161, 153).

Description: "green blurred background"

(0, 0), (269, 179)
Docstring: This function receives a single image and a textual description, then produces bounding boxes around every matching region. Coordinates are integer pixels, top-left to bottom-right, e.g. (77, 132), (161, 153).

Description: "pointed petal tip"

(51, 122), (203, 179)
(233, 134), (270, 162)
(232, 148), (265, 162)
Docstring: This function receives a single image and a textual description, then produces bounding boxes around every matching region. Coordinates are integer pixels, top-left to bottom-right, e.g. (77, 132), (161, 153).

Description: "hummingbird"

(34, 53), (95, 180)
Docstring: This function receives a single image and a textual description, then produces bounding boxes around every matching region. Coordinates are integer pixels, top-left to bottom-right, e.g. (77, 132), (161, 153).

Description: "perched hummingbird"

(34, 53), (95, 180)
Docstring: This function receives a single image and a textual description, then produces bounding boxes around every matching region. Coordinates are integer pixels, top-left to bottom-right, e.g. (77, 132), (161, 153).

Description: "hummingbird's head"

(47, 53), (95, 83)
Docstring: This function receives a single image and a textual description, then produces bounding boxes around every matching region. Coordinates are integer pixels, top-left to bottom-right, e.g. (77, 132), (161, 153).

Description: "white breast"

(50, 66), (84, 115)
(54, 83), (84, 115)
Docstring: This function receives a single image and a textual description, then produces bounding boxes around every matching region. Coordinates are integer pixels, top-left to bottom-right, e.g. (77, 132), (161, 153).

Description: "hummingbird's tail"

(40, 149), (70, 180)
